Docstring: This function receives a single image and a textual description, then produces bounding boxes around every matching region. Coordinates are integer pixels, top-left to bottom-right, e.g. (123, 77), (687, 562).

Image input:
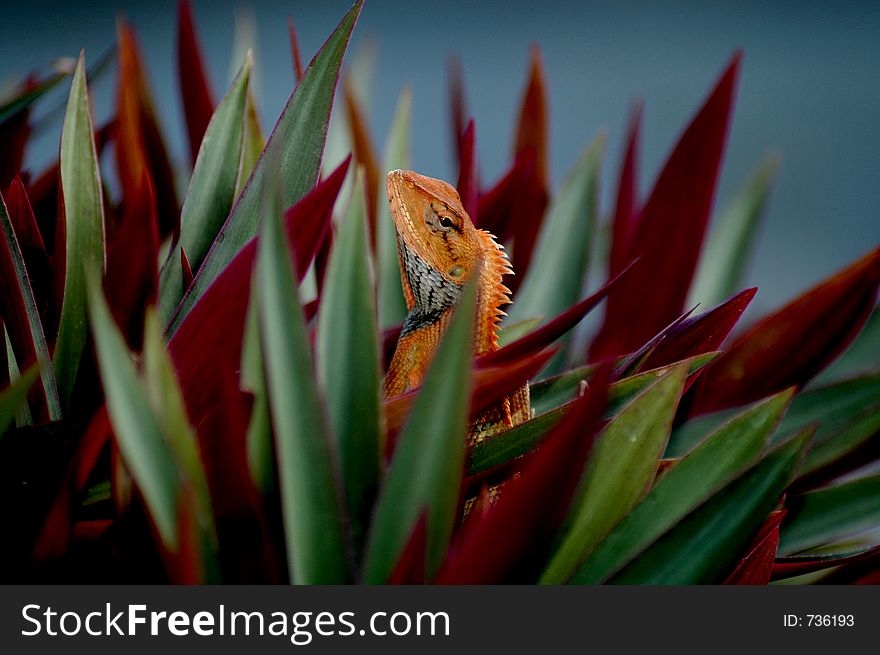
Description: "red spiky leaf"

(456, 119), (478, 220)
(177, 0), (215, 166)
(480, 262), (634, 369)
(609, 103), (642, 277)
(591, 53), (742, 359)
(724, 509), (785, 585)
(435, 366), (610, 584)
(344, 81), (379, 252)
(692, 247), (880, 414)
(640, 287), (757, 371)
(117, 18), (180, 238)
(104, 173), (159, 350)
(288, 16), (304, 83)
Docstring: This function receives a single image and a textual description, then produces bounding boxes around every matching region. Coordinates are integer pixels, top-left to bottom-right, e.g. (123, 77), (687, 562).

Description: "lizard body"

(383, 169), (530, 443)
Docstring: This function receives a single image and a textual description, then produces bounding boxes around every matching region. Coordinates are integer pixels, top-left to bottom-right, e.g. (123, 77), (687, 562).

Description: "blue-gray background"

(2, 0), (878, 312)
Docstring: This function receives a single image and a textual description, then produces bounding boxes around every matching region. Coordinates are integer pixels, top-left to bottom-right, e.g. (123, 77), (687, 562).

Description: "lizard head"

(386, 169), (513, 343)
(386, 169), (483, 286)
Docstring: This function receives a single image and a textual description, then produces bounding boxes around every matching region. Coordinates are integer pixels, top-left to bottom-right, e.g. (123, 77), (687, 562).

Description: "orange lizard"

(383, 169), (531, 443)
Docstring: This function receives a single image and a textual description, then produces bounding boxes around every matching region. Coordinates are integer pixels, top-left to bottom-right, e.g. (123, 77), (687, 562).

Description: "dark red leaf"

(724, 509), (785, 585)
(177, 0), (215, 166)
(476, 148), (533, 238)
(514, 45), (549, 188)
(387, 512), (427, 584)
(480, 262), (634, 369)
(608, 103), (642, 277)
(471, 348), (557, 416)
(692, 247), (880, 414)
(117, 18), (180, 239)
(288, 16), (304, 83)
(313, 221), (333, 297)
(456, 119), (478, 220)
(104, 173), (159, 350)
(344, 81), (379, 253)
(591, 53), (742, 360)
(613, 306), (698, 378)
(435, 366), (610, 584)
(640, 287), (757, 371)
(0, 105), (30, 190)
(287, 156), (350, 281)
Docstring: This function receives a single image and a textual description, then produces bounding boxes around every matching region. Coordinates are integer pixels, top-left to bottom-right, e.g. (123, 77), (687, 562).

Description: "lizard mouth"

(398, 236), (463, 334)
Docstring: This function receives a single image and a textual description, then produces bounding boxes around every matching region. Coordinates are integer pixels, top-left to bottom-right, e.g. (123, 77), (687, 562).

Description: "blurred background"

(1, 0), (878, 311)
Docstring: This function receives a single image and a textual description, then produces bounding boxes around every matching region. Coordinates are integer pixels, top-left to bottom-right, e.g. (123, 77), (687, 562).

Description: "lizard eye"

(438, 216), (454, 229)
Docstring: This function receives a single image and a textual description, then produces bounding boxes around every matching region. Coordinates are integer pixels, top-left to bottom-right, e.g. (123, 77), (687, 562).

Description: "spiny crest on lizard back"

(386, 169), (513, 345)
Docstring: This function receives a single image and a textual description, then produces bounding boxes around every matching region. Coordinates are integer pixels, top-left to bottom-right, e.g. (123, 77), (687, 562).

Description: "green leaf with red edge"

(541, 364), (687, 583)
(5, 177), (50, 317)
(568, 374), (788, 584)
(116, 19), (180, 238)
(378, 88), (412, 329)
(317, 171), (382, 560)
(168, 0), (362, 336)
(772, 543), (880, 581)
(815, 307), (880, 384)
(236, 90), (266, 199)
(779, 474), (880, 556)
(168, 159), (348, 443)
(724, 509), (786, 585)
(55, 52), (105, 412)
(142, 309), (218, 583)
(436, 368), (610, 584)
(255, 154), (348, 585)
(388, 513), (427, 585)
(159, 54), (252, 324)
(610, 429), (810, 584)
(608, 104), (641, 278)
(591, 53), (741, 360)
(481, 264), (633, 369)
(691, 246), (880, 414)
(177, 0), (215, 166)
(469, 353), (717, 481)
(1, 191), (61, 422)
(530, 351), (716, 418)
(87, 273), (178, 552)
(639, 287), (757, 371)
(690, 153), (779, 307)
(0, 69), (70, 123)
(456, 119), (478, 220)
(776, 372), (880, 484)
(364, 278), (477, 584)
(0, 366), (38, 437)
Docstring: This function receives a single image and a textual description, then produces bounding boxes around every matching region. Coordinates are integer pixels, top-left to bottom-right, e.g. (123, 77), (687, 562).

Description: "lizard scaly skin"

(383, 169), (531, 443)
